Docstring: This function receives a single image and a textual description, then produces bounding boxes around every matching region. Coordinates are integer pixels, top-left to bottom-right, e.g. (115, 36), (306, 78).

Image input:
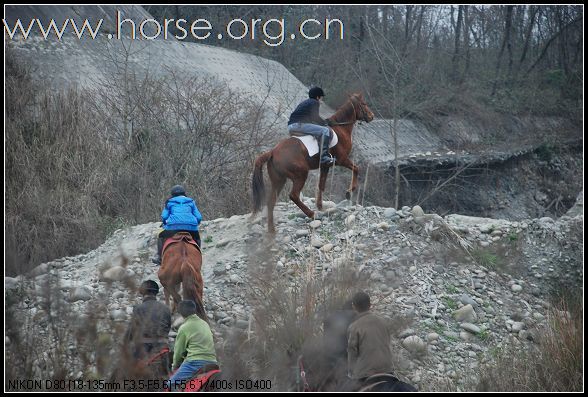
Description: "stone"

(460, 323), (481, 334)
(511, 322), (525, 332)
(309, 220), (322, 229)
(110, 309), (127, 321)
(511, 284), (523, 292)
(453, 304), (477, 322)
(29, 263), (50, 277)
(311, 238), (325, 249)
(459, 294), (478, 309)
(411, 206), (425, 218)
(426, 333), (439, 342)
(402, 335), (427, 353)
(68, 286), (92, 302)
(295, 229), (309, 237)
(320, 243), (333, 252)
(383, 208), (397, 218)
(376, 222), (390, 230)
(213, 264), (227, 276)
(229, 275), (243, 284)
(398, 328), (416, 338)
(345, 214), (356, 226)
(101, 266), (128, 282)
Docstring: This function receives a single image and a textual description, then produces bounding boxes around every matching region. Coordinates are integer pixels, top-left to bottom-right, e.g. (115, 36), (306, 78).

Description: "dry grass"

(473, 294), (583, 392)
(5, 48), (275, 276)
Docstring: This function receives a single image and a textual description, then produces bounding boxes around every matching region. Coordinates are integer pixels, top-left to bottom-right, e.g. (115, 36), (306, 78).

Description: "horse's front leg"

(336, 157), (359, 200)
(316, 167), (330, 211)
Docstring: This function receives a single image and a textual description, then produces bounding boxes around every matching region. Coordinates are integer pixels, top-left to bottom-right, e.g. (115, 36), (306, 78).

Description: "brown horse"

(251, 93), (374, 232)
(157, 232), (206, 319)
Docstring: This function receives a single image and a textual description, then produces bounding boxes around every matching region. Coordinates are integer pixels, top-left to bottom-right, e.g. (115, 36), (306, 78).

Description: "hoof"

(345, 191), (351, 200)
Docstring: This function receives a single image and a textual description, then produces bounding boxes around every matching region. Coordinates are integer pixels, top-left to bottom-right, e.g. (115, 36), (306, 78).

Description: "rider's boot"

(319, 133), (336, 166)
(151, 237), (163, 265)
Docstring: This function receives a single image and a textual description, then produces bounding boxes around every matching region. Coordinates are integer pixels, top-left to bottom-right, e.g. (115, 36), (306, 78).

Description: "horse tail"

(180, 259), (208, 323)
(252, 151), (272, 214)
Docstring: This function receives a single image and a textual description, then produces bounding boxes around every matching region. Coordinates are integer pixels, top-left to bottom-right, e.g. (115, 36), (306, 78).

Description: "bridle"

(328, 97), (370, 126)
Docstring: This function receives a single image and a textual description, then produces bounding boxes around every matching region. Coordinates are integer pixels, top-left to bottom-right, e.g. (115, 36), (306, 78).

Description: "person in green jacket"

(167, 300), (217, 390)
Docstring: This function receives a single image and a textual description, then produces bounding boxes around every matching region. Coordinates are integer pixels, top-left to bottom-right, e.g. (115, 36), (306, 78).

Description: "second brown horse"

(157, 232), (206, 320)
(252, 93), (374, 233)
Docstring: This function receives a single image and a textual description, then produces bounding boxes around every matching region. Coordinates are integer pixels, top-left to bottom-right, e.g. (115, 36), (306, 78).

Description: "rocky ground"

(5, 192), (583, 391)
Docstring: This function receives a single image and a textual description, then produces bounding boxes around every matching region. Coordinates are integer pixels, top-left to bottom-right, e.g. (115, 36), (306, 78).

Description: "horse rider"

(347, 291), (395, 382)
(124, 280), (172, 367)
(152, 185), (203, 265)
(288, 86), (336, 166)
(168, 300), (218, 391)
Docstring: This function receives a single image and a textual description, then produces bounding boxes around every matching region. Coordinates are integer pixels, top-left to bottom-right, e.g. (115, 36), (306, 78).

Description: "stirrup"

(320, 154), (336, 165)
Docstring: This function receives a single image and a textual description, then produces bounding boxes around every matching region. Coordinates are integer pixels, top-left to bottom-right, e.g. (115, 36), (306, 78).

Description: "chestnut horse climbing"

(157, 232), (206, 320)
(251, 93), (374, 233)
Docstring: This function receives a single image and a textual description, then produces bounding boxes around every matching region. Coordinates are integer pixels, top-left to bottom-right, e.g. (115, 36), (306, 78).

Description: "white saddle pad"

(292, 131), (339, 157)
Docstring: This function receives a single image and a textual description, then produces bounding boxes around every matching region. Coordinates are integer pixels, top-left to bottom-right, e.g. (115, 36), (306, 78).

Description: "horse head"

(348, 93), (374, 123)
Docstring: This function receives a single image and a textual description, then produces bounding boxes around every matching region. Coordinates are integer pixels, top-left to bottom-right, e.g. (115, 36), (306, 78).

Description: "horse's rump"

(359, 373), (418, 392)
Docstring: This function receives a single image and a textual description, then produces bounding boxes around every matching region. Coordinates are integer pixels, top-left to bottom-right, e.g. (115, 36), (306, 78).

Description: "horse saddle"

(291, 130), (338, 158)
(162, 232), (200, 254)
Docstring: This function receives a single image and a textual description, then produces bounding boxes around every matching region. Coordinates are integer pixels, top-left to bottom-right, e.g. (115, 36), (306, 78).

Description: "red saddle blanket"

(162, 232), (201, 254)
(183, 369), (221, 392)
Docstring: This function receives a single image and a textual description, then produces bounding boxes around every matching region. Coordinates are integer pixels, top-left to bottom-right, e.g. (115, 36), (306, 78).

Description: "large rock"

(453, 304), (478, 322)
(68, 286), (92, 302)
(402, 335), (427, 353)
(100, 266), (128, 282)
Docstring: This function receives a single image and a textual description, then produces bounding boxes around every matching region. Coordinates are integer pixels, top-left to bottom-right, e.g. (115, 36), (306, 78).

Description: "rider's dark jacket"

(347, 311), (393, 379)
(288, 98), (328, 126)
(125, 295), (172, 358)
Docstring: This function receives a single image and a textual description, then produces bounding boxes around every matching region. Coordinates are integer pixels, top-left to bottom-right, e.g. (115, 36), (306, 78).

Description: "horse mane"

(329, 93), (362, 124)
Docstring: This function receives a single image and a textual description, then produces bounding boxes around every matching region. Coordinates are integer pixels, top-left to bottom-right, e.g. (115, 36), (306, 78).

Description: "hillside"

(6, 196), (583, 391)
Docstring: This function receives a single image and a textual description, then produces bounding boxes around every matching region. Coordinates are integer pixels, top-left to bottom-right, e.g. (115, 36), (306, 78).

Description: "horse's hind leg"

(165, 285), (182, 313)
(289, 174), (315, 219)
(316, 167), (330, 211)
(267, 163), (286, 234)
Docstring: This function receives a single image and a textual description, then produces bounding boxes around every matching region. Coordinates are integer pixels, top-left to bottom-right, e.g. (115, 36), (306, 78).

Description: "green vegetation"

(442, 297), (458, 310)
(472, 248), (500, 271)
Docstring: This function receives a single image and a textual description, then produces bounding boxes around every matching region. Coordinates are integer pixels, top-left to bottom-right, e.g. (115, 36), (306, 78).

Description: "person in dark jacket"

(347, 291), (394, 381)
(152, 185), (203, 265)
(288, 86), (335, 165)
(124, 280), (172, 363)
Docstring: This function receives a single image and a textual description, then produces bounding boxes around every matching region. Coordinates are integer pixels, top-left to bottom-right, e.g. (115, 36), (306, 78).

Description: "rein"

(328, 98), (365, 126)
(298, 356), (311, 392)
